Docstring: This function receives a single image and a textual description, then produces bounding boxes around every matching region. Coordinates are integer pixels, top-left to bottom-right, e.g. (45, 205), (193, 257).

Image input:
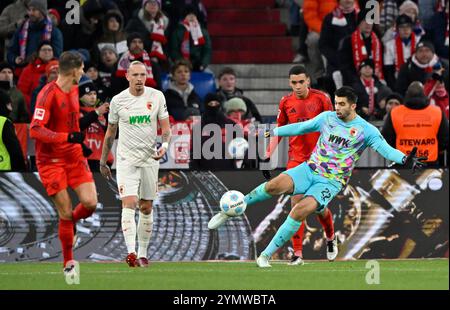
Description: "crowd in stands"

(0, 0), (448, 171)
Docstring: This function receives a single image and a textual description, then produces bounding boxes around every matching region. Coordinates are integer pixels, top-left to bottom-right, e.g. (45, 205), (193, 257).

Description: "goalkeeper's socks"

(317, 208), (335, 241)
(137, 211), (153, 258)
(262, 215), (302, 258)
(72, 203), (94, 222)
(59, 219), (74, 266)
(291, 221), (305, 257)
(244, 182), (272, 206)
(121, 208), (137, 254)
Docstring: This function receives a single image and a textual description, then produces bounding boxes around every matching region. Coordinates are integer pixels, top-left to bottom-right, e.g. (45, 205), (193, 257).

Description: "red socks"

(317, 208), (335, 241)
(291, 221), (305, 257)
(72, 203), (94, 222)
(59, 219), (74, 267)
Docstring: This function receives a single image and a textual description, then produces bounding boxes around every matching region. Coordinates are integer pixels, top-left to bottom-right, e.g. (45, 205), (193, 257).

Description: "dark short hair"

(171, 59), (192, 75)
(335, 86), (358, 104)
(58, 51), (83, 75)
(218, 67), (236, 80)
(289, 65), (308, 77)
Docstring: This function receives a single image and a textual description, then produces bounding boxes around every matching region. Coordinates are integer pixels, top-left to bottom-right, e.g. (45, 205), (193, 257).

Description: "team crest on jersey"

(147, 101), (152, 110)
(34, 108), (45, 120)
(350, 127), (358, 137)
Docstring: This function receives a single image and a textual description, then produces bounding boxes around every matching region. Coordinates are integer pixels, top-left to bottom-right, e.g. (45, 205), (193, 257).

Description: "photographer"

(424, 64), (449, 119)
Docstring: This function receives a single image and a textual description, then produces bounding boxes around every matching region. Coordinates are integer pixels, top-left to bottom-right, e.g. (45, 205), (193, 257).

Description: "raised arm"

(272, 112), (327, 137)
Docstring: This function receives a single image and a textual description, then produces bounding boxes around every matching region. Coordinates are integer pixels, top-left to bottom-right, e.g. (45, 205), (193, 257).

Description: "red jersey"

(268, 89), (333, 164)
(30, 81), (83, 164)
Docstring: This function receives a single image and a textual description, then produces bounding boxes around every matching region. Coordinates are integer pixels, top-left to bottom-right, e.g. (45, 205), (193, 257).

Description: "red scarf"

(394, 33), (416, 72)
(149, 18), (167, 61)
(361, 77), (375, 115)
(181, 20), (205, 60)
(116, 50), (156, 87)
(331, 4), (359, 26)
(351, 29), (384, 80)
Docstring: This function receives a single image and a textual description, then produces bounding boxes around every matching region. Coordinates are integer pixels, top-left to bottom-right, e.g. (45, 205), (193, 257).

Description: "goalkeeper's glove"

(402, 147), (427, 173)
(68, 132), (85, 144)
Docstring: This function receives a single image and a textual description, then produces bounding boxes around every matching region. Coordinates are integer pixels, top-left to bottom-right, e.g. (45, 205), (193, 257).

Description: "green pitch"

(0, 259), (448, 290)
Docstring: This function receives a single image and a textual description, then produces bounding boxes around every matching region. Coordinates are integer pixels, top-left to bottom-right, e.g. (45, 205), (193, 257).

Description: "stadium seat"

(161, 72), (217, 101)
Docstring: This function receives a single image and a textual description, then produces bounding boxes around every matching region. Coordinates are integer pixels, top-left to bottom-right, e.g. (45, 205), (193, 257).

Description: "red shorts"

(37, 158), (94, 196)
(286, 160), (303, 170)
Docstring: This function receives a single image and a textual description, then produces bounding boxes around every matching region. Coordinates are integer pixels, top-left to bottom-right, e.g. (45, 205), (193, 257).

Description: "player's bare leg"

(121, 196), (139, 267)
(136, 199), (153, 267)
(51, 190), (76, 272)
(209, 174), (295, 229)
(72, 182), (97, 246)
(257, 196), (317, 268)
(288, 194), (305, 265)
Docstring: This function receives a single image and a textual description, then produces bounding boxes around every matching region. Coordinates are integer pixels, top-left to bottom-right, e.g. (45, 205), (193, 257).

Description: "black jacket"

(164, 86), (203, 121)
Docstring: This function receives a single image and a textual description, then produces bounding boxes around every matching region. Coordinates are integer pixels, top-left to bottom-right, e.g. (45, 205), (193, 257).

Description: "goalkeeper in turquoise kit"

(208, 86), (427, 267)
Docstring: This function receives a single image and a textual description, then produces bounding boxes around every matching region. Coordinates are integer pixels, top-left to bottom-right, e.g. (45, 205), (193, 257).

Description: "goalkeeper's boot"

(256, 254), (271, 268)
(126, 252), (138, 267)
(327, 235), (338, 261)
(137, 257), (149, 268)
(287, 255), (304, 266)
(208, 211), (230, 230)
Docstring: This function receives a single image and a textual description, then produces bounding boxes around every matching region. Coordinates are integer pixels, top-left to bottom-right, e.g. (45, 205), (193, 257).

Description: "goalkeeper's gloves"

(402, 147), (427, 172)
(264, 128), (274, 138)
(68, 132), (85, 144)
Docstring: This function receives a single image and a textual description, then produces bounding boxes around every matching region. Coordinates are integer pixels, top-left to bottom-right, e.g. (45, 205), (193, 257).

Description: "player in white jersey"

(100, 61), (171, 267)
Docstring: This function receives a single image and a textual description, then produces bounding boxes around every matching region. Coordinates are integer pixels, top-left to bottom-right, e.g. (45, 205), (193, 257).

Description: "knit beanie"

(28, 0), (48, 16)
(224, 97), (247, 114)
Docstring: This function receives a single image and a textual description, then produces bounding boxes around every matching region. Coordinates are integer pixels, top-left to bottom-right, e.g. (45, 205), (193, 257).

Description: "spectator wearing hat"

(395, 40), (449, 96)
(424, 61), (449, 119)
(383, 14), (421, 89)
(29, 59), (58, 116)
(201, 92), (233, 128)
(85, 63), (111, 103)
(125, 0), (169, 67)
(0, 62), (28, 123)
(7, 0), (63, 69)
(352, 58), (392, 121)
(98, 45), (119, 92)
(114, 32), (161, 92)
(48, 8), (60, 28)
(96, 10), (128, 57)
(224, 97), (253, 137)
(382, 81), (449, 165)
(338, 8), (384, 86)
(0, 89), (27, 171)
(382, 92), (403, 121)
(425, 0), (449, 60)
(17, 40), (55, 109)
(78, 75), (112, 172)
(169, 5), (212, 72)
(319, 0), (358, 88)
(216, 67), (262, 122)
(164, 59), (202, 121)
(383, 0), (426, 44)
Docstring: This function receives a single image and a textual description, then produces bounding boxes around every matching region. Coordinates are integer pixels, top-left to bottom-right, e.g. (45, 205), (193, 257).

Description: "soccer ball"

(220, 190), (247, 217)
(227, 137), (249, 159)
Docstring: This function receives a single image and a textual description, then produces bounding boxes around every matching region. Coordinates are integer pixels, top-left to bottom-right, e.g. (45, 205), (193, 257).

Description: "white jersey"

(109, 86), (169, 167)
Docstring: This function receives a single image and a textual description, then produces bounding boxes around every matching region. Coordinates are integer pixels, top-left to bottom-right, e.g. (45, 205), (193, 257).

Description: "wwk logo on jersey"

(129, 115), (152, 125)
(328, 134), (350, 148)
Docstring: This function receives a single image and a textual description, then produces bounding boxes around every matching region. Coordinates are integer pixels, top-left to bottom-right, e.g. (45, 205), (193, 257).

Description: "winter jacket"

(17, 58), (50, 107)
(303, 0), (337, 33)
(164, 81), (203, 121)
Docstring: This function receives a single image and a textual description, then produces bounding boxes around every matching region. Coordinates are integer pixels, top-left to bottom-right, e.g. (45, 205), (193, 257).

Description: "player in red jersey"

(265, 65), (338, 265)
(30, 52), (97, 276)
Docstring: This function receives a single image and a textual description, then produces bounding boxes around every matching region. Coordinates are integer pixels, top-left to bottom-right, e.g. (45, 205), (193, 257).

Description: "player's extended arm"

(153, 117), (171, 160)
(99, 123), (118, 179)
(268, 112), (325, 137)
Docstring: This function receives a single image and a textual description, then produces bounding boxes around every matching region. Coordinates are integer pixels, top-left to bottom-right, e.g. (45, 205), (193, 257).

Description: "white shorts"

(116, 164), (159, 200)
